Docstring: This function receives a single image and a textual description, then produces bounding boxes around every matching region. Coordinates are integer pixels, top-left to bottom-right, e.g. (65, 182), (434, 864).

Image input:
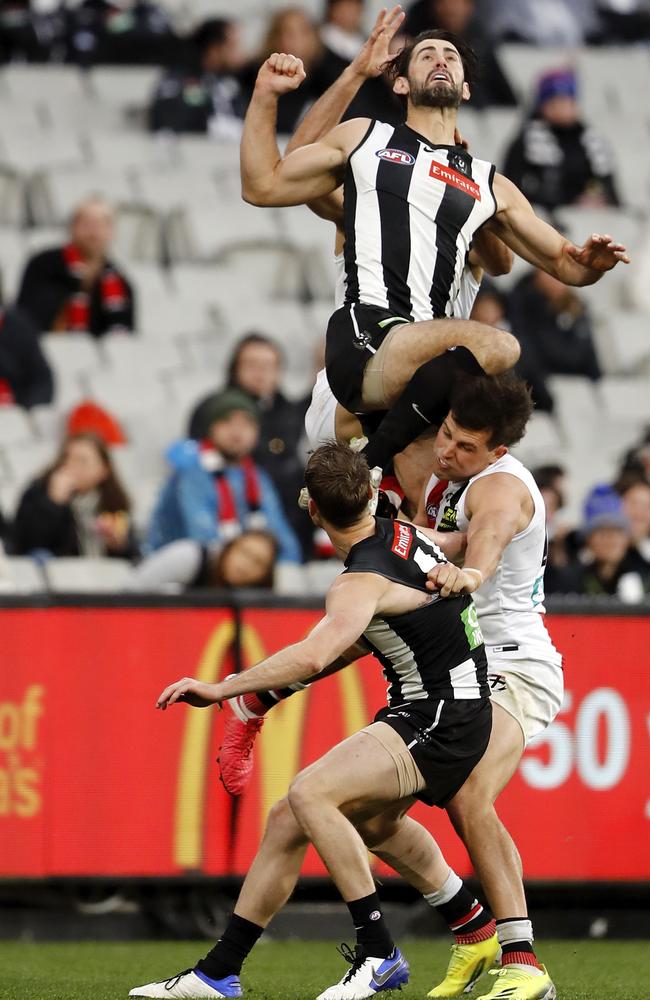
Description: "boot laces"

(337, 942), (367, 984)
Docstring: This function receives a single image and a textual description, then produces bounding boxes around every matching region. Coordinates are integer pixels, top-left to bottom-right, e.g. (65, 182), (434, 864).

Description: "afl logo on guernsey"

(376, 148), (416, 166)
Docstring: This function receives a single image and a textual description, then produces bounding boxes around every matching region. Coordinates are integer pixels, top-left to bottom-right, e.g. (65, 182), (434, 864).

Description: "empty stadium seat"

(0, 406), (35, 446)
(2, 556), (47, 593)
(86, 367), (169, 416)
(44, 557), (134, 592)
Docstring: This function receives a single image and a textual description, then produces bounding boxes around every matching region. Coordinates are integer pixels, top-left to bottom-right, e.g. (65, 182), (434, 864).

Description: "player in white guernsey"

(409, 374), (562, 1000)
(241, 28), (628, 474)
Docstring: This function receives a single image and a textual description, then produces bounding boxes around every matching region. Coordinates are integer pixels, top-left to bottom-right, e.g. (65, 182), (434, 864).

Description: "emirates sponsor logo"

(429, 161), (481, 200)
(391, 521), (413, 559)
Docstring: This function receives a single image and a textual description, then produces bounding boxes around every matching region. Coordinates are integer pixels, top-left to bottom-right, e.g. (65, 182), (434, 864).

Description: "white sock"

(423, 869), (463, 908)
(497, 918), (543, 976)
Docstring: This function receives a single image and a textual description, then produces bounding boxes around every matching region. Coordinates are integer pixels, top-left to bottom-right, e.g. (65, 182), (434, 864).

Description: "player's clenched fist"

(256, 52), (306, 95)
(427, 562), (482, 598)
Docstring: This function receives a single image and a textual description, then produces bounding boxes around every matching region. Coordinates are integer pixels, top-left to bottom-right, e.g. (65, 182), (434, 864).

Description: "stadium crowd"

(0, 0), (648, 599)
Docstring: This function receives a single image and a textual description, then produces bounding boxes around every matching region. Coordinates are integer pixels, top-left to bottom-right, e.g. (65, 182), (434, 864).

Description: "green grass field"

(1, 939), (648, 1000)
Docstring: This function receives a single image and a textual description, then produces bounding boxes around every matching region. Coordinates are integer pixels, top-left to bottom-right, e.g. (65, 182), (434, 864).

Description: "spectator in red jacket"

(17, 196), (135, 338)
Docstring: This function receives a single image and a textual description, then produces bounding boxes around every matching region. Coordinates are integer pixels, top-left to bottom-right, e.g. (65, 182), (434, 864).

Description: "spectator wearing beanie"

(547, 486), (648, 600)
(17, 196), (134, 338)
(503, 67), (619, 210)
(148, 388), (301, 564)
(189, 334), (310, 558)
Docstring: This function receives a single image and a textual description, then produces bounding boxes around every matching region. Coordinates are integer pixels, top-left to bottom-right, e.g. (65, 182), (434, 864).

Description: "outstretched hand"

(566, 233), (630, 272)
(350, 5), (406, 79)
(256, 52), (306, 96)
(157, 677), (224, 710)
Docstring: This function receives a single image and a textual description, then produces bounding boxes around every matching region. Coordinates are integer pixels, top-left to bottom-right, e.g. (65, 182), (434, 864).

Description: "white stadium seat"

(2, 556), (47, 593)
(44, 557), (134, 593)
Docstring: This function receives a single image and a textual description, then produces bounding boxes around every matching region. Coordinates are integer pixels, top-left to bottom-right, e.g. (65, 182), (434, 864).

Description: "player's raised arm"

(156, 574), (386, 710)
(240, 53), (369, 207)
(491, 172), (630, 286)
(285, 5), (405, 155)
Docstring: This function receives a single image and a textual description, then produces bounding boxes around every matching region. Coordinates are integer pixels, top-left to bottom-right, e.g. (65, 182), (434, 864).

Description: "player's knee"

(488, 331), (520, 374)
(287, 774), (320, 822)
(264, 796), (305, 846)
(447, 794), (495, 842)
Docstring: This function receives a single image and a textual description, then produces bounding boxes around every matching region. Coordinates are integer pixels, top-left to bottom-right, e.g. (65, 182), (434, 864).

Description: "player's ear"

(308, 497), (321, 525)
(490, 445), (508, 463)
(461, 81), (470, 102)
(393, 75), (409, 97)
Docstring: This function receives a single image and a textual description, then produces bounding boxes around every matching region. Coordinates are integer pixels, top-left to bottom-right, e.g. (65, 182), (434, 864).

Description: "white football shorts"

(486, 645), (564, 745)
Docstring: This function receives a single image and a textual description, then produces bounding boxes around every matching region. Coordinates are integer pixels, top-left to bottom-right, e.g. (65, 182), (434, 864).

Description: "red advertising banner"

(1, 607), (648, 881)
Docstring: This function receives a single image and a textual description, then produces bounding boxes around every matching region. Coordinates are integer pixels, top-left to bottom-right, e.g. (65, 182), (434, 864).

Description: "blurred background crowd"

(0, 0), (648, 600)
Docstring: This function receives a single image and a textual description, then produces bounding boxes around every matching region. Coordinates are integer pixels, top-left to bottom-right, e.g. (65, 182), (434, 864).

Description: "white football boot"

(129, 968), (242, 998)
(315, 944), (409, 1000)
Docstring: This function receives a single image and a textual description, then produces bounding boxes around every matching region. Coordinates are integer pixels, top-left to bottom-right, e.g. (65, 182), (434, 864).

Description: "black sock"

(436, 886), (495, 941)
(363, 348), (484, 469)
(347, 892), (394, 958)
(196, 913), (264, 980)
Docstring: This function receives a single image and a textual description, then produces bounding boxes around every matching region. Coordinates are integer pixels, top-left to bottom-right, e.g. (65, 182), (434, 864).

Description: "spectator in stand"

(17, 197), (134, 339)
(127, 531), (278, 592)
(0, 0), (65, 62)
(189, 334), (310, 558)
(0, 306), (53, 408)
(617, 428), (650, 484)
(547, 485), (649, 600)
(470, 282), (509, 329)
(404, 0), (516, 107)
(477, 0), (602, 46)
(532, 463), (573, 590)
(507, 267), (601, 413)
(149, 18), (246, 138)
(11, 432), (138, 559)
(618, 479), (650, 563)
(149, 388), (301, 564)
(65, 0), (179, 67)
(502, 68), (619, 211)
(319, 0), (365, 85)
(242, 8), (328, 134)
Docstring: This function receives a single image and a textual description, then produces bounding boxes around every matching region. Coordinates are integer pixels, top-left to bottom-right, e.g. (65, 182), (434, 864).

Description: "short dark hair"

(389, 29), (479, 90)
(305, 443), (371, 528)
(449, 373), (533, 448)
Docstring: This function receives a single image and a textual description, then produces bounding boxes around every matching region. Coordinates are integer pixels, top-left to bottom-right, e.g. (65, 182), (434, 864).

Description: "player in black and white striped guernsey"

(137, 443), (494, 1000)
(241, 28), (629, 471)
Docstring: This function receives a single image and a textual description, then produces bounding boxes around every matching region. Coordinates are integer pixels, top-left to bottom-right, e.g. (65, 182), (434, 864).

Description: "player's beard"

(409, 77), (463, 109)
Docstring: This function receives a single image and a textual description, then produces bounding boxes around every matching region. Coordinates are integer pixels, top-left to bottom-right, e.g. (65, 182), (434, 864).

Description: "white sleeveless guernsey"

(425, 452), (561, 661)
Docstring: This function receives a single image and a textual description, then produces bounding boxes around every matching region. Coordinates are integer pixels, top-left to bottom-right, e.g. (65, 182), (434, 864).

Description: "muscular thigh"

(290, 723), (416, 815)
(365, 319), (461, 407)
(448, 702), (524, 811)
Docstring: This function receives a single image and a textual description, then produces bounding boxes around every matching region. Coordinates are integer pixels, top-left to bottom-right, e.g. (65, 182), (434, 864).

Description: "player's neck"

(326, 513), (377, 558)
(406, 106), (458, 146)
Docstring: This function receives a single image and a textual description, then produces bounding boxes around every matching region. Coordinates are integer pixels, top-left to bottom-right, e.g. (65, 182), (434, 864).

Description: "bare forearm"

(286, 65), (366, 153)
(241, 89), (283, 202)
(221, 640), (328, 700)
(464, 527), (508, 579)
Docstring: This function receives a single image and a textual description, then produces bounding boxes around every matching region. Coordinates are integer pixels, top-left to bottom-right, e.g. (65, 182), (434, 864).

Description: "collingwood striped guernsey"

(343, 120), (497, 321)
(344, 517), (489, 705)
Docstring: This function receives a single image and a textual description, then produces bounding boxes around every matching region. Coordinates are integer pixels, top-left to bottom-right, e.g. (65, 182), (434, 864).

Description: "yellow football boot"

(476, 964), (556, 999)
(427, 933), (500, 997)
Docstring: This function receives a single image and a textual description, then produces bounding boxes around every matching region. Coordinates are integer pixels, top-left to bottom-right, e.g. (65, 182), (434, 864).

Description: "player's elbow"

(241, 183), (271, 207)
(487, 247), (514, 277)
